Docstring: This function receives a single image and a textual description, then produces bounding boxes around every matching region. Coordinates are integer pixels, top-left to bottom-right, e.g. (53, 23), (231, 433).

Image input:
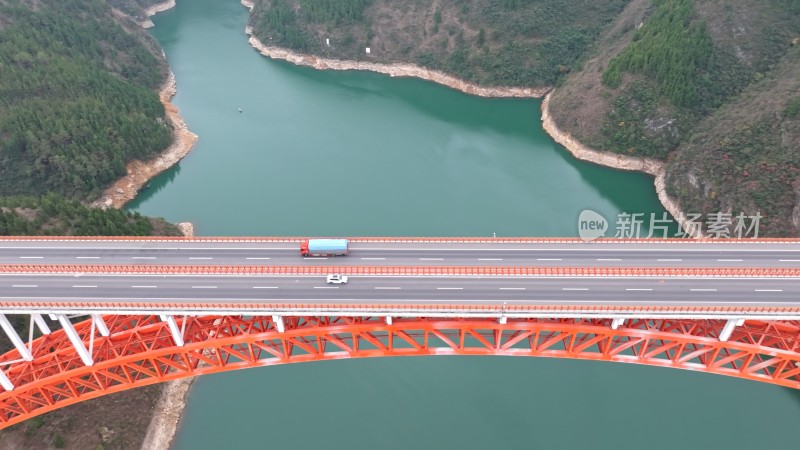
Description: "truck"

(300, 239), (349, 257)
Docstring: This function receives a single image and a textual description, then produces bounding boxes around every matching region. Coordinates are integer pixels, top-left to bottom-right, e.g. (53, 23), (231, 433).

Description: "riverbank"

(540, 93), (697, 237)
(244, 28), (550, 99)
(94, 71), (198, 209)
(141, 0), (176, 28)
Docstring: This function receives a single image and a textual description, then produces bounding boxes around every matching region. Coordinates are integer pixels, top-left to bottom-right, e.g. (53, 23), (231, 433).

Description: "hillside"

(549, 0), (800, 235)
(250, 0), (629, 87)
(250, 0), (800, 236)
(0, 0), (172, 199)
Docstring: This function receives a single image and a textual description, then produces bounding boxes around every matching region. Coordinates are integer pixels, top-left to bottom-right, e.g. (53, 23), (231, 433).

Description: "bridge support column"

(272, 315), (285, 333)
(611, 318), (625, 330)
(31, 314), (51, 335)
(160, 315), (185, 347)
(91, 315), (110, 337)
(56, 315), (93, 366)
(0, 369), (14, 391)
(385, 316), (392, 325)
(0, 315), (32, 361)
(719, 318), (745, 342)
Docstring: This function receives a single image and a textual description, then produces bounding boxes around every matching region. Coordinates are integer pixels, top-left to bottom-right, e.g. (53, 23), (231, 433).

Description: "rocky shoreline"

(141, 0), (176, 28)
(540, 93), (697, 237)
(245, 28), (550, 99)
(94, 71), (198, 209)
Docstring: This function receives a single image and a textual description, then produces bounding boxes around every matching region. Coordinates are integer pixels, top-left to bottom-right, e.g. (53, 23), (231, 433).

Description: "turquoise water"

(131, 1), (800, 449)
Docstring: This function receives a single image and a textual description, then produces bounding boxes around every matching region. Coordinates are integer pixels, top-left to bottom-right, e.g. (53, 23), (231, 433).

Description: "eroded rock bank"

(245, 28), (550, 99)
(541, 92), (697, 237)
(94, 71), (198, 209)
(141, 0), (176, 28)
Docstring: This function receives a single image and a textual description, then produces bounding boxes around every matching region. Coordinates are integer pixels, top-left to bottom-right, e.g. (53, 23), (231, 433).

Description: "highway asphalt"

(1, 274), (798, 307)
(1, 240), (799, 268)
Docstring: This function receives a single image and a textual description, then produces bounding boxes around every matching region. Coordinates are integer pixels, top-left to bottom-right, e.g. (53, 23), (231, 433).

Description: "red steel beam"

(1, 315), (800, 428)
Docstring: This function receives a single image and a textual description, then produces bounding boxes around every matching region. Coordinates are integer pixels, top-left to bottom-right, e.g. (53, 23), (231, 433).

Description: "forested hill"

(548, 0), (800, 236)
(250, 0), (630, 87)
(0, 0), (172, 199)
(250, 0), (800, 236)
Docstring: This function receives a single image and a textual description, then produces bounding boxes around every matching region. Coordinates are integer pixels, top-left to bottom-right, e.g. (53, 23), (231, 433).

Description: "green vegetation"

(603, 0), (711, 106)
(0, 0), (171, 199)
(0, 194), (181, 236)
(251, 0), (629, 86)
(786, 97), (800, 118)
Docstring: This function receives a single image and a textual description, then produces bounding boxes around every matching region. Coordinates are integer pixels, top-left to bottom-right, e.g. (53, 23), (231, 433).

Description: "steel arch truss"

(2, 315), (800, 427)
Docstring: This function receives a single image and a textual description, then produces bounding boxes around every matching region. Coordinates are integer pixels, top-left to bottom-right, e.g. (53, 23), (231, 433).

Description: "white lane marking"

(375, 287), (401, 290)
(479, 258), (503, 261)
(132, 285), (157, 288)
(19, 256), (44, 259)
(626, 288), (653, 291)
(499, 287), (526, 291)
(562, 288), (589, 291)
(12, 285), (37, 288)
(657, 259), (683, 262)
(690, 288), (718, 292)
(437, 287), (463, 290)
(76, 256), (100, 259)
(189, 257), (213, 260)
(420, 258), (444, 261)
(314, 286), (339, 289)
(191, 286), (217, 289)
(253, 286), (279, 289)
(537, 258), (562, 261)
(246, 257), (271, 260)
(132, 256), (156, 260)
(717, 259), (743, 262)
(779, 259), (800, 262)
(755, 289), (783, 292)
(597, 258), (622, 261)
(72, 285), (97, 288)
(361, 257), (386, 260)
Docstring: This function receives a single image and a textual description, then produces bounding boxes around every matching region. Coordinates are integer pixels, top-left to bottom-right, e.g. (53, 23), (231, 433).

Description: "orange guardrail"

(0, 264), (798, 277)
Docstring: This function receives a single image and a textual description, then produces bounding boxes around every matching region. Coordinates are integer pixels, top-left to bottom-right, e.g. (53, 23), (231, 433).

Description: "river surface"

(134, 1), (800, 449)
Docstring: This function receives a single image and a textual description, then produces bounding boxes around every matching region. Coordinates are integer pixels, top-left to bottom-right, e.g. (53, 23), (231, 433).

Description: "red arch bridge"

(0, 236), (798, 427)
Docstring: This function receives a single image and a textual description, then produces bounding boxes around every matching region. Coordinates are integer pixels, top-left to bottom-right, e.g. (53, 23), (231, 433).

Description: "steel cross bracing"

(1, 314), (800, 428)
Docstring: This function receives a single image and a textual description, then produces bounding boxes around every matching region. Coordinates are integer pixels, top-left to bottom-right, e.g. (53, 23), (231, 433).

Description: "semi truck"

(300, 239), (349, 257)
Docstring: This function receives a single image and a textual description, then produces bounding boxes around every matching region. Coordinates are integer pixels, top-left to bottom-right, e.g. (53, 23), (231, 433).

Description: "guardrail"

(1, 265), (799, 277)
(0, 236), (799, 244)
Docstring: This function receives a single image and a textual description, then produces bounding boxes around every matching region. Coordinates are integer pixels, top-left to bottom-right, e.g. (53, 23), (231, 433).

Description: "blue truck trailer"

(300, 239), (349, 257)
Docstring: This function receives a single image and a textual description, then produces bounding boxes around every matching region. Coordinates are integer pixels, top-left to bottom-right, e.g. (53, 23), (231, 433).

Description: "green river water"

(132, 1), (800, 448)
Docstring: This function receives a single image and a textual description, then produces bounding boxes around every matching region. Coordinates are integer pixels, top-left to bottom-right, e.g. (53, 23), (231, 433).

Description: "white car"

(326, 274), (348, 284)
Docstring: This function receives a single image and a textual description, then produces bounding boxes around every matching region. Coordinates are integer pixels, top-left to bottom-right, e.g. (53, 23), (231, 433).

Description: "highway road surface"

(1, 239), (799, 268)
(1, 273), (798, 308)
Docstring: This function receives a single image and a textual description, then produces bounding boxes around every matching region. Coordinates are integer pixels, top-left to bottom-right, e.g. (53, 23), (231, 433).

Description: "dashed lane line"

(755, 289), (783, 292)
(437, 287), (463, 290)
(191, 286), (217, 289)
(12, 285), (37, 288)
(72, 285), (97, 288)
(499, 287), (526, 291)
(690, 288), (718, 292)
